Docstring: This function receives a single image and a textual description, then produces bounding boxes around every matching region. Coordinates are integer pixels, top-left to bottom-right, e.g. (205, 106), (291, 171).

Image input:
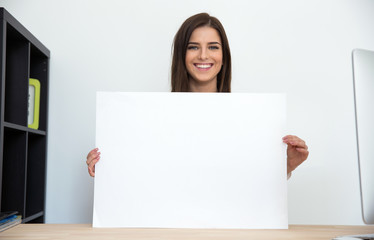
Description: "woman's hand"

(283, 135), (309, 174)
(86, 148), (100, 177)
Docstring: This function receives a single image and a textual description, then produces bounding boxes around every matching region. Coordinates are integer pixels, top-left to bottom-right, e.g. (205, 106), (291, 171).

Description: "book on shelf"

(0, 211), (22, 232)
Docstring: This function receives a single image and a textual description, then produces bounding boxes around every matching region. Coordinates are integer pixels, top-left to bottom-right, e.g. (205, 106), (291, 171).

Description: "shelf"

(4, 23), (29, 127)
(22, 211), (43, 223)
(0, 8), (49, 224)
(1, 128), (27, 215)
(25, 133), (46, 219)
(3, 122), (46, 135)
(0, 8), (49, 57)
(30, 45), (49, 132)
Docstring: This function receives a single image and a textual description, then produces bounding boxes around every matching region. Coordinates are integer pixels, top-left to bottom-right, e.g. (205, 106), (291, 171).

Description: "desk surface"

(1, 224), (374, 240)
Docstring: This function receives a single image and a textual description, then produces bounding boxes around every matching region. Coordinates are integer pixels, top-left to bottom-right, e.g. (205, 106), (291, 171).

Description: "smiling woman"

(171, 13), (231, 92)
(86, 12), (309, 178)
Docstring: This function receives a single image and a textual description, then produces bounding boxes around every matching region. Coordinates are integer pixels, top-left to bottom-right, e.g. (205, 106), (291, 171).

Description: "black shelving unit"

(0, 8), (50, 223)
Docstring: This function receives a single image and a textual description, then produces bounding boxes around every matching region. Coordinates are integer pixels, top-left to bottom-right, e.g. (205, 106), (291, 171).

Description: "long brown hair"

(171, 13), (231, 92)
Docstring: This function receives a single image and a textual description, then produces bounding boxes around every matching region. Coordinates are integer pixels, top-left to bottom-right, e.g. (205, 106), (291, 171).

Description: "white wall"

(1, 0), (374, 225)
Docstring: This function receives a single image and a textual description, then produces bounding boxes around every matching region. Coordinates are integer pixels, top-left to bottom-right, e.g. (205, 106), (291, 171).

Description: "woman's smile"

(194, 63), (214, 70)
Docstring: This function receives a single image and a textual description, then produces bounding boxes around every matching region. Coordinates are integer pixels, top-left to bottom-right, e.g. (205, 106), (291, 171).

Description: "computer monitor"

(352, 49), (374, 225)
(333, 49), (374, 240)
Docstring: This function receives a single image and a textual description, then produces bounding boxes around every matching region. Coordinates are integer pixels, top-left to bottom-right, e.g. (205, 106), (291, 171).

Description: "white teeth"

(196, 64), (211, 69)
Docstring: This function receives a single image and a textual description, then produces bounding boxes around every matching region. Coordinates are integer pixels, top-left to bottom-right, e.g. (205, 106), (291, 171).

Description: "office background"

(1, 0), (374, 225)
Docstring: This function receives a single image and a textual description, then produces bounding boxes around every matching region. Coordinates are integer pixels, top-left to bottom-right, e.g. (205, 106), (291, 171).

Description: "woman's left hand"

(283, 135), (309, 174)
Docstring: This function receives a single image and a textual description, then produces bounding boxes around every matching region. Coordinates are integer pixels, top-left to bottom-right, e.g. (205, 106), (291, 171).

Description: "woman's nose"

(199, 48), (208, 60)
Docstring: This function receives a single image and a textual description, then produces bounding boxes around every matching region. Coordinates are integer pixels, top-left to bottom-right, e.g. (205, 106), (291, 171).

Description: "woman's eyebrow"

(187, 41), (221, 45)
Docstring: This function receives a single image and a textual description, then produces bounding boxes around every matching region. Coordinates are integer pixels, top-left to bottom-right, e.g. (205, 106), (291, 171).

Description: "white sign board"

(94, 92), (287, 229)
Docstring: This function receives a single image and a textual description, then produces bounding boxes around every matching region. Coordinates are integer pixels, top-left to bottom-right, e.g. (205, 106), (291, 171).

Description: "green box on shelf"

(28, 78), (40, 129)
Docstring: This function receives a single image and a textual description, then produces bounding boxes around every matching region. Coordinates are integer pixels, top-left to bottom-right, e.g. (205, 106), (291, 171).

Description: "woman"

(86, 13), (309, 177)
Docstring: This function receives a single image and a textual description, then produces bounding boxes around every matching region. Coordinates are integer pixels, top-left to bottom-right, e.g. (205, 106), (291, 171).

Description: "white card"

(93, 92), (288, 229)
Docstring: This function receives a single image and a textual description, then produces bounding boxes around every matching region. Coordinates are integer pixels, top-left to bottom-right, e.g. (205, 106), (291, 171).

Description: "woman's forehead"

(189, 26), (221, 43)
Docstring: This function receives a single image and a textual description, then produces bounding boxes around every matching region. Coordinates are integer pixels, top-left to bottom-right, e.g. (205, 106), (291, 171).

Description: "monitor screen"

(352, 48), (374, 224)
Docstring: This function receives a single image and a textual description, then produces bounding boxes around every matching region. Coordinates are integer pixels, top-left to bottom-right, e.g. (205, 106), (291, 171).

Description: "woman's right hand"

(86, 148), (100, 177)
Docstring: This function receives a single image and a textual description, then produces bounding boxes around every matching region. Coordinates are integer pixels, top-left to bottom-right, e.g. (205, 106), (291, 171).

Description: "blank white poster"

(93, 92), (287, 229)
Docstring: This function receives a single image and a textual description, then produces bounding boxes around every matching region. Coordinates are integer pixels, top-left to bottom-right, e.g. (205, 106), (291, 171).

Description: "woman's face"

(185, 26), (223, 88)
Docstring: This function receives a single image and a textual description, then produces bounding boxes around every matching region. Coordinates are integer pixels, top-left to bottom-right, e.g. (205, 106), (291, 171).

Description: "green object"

(28, 78), (40, 129)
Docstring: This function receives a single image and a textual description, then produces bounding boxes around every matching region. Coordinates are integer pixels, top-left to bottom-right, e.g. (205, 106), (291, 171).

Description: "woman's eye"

(209, 45), (220, 50)
(187, 46), (198, 50)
